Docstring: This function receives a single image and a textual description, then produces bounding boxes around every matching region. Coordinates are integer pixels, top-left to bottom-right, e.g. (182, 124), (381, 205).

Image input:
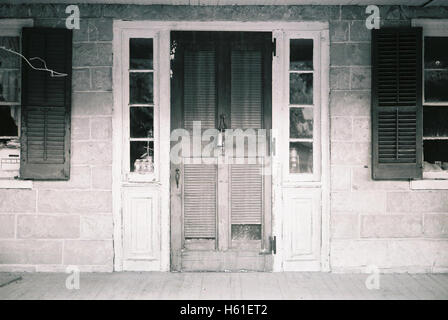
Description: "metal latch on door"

(216, 114), (227, 155)
(175, 168), (180, 189)
(259, 236), (276, 255)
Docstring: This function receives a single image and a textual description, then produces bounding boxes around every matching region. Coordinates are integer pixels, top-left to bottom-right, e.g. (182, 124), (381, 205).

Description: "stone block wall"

(0, 4), (447, 272)
(328, 6), (448, 273)
(0, 8), (114, 272)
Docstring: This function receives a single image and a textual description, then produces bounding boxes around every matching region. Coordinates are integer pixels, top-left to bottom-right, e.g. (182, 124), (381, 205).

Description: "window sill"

(410, 179), (448, 190)
(126, 172), (158, 183)
(0, 178), (33, 189)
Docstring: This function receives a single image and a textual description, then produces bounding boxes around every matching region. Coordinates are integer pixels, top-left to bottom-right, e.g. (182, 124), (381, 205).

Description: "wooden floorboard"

(0, 272), (447, 300)
(426, 274), (448, 297)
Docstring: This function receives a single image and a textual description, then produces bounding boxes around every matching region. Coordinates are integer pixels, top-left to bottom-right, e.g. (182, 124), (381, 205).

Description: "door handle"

(217, 114), (227, 155)
(175, 168), (180, 189)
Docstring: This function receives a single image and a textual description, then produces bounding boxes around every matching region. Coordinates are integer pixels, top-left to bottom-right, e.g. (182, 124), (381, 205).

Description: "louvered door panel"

(183, 163), (217, 239)
(230, 50), (263, 129)
(183, 50), (216, 130)
(230, 163), (263, 225)
(372, 28), (422, 180)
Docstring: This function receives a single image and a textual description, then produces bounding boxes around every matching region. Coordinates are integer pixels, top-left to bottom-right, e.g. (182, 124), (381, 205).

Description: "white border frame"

(411, 19), (448, 185)
(412, 19), (448, 106)
(113, 20), (330, 272)
(121, 29), (160, 183)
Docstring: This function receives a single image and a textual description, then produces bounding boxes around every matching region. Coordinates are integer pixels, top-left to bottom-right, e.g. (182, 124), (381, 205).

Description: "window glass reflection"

(130, 107), (154, 138)
(290, 73), (313, 105)
(290, 39), (313, 71)
(289, 141), (313, 174)
(130, 140), (154, 173)
(130, 38), (153, 69)
(290, 108), (313, 139)
(130, 72), (153, 104)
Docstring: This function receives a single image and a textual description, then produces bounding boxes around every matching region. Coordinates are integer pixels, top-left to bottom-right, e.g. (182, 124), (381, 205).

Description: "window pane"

(0, 106), (19, 137)
(130, 140), (154, 173)
(0, 70), (19, 103)
(130, 38), (153, 69)
(290, 73), (313, 105)
(130, 72), (153, 104)
(290, 39), (313, 70)
(424, 37), (448, 69)
(289, 141), (313, 174)
(290, 107), (313, 139)
(423, 106), (448, 137)
(231, 224), (261, 240)
(0, 37), (20, 68)
(425, 70), (448, 102)
(130, 107), (154, 138)
(424, 140), (448, 163)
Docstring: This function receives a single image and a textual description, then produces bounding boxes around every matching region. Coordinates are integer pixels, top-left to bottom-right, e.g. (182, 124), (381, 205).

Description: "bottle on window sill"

(442, 162), (448, 171)
(134, 156), (154, 174)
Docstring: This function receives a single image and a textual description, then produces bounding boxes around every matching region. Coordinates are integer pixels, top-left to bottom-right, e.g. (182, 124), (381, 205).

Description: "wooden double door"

(170, 31), (273, 271)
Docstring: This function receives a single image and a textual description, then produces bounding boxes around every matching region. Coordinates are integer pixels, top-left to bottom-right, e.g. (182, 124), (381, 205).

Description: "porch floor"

(0, 272), (447, 300)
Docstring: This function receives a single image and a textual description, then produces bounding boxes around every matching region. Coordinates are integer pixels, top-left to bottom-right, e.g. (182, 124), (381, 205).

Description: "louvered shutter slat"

(20, 28), (72, 180)
(230, 163), (263, 225)
(183, 164), (217, 239)
(230, 50), (263, 129)
(372, 28), (423, 180)
(183, 50), (216, 130)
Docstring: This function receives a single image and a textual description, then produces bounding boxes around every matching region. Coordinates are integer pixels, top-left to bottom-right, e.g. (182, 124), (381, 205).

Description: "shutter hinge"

(270, 236), (277, 255)
(272, 38), (277, 58)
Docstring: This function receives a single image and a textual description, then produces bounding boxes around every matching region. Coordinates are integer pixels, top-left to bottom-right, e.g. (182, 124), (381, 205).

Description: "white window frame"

(283, 31), (322, 183)
(0, 19), (33, 138)
(121, 29), (160, 183)
(0, 19), (33, 189)
(412, 19), (448, 106)
(411, 19), (448, 186)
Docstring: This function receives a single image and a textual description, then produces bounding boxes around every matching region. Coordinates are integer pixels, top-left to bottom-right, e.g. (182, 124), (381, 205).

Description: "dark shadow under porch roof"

(0, 0), (445, 7)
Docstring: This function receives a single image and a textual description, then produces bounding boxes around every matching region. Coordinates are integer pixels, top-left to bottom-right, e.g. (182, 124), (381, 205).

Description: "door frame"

(112, 20), (330, 272)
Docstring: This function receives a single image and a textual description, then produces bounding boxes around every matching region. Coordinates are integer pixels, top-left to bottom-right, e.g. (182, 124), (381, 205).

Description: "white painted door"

(118, 30), (162, 271)
(122, 187), (160, 270)
(273, 31), (329, 271)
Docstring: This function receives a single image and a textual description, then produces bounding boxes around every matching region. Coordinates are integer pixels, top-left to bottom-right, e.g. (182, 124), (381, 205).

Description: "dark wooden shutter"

(371, 28), (423, 180)
(20, 28), (72, 180)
